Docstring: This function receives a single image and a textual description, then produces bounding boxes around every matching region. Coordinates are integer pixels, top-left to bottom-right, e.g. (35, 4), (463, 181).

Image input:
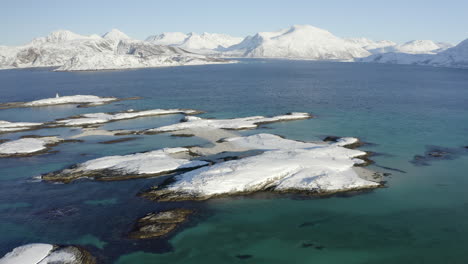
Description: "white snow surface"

(55, 108), (200, 126)
(23, 95), (117, 106)
(224, 133), (359, 150)
(146, 112), (312, 133)
(161, 134), (377, 197)
(0, 137), (62, 155)
(222, 25), (371, 60)
(68, 148), (208, 175)
(0, 120), (43, 132)
(0, 243), (53, 264)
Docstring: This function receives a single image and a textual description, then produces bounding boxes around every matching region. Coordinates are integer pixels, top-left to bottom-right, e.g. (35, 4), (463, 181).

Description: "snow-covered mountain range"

(0, 29), (232, 71)
(360, 39), (468, 68)
(1, 25), (467, 71)
(146, 32), (243, 53)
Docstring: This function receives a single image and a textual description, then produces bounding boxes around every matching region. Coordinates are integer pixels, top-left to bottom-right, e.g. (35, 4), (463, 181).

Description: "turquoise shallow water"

(0, 60), (467, 263)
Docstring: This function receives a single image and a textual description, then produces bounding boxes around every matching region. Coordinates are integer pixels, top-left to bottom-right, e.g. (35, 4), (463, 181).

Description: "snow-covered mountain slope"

(57, 39), (230, 71)
(222, 25), (371, 60)
(146, 32), (243, 53)
(365, 40), (453, 55)
(426, 39), (468, 68)
(146, 32), (188, 45)
(359, 38), (468, 68)
(178, 33), (243, 51)
(345, 38), (396, 52)
(395, 40), (451, 54)
(0, 29), (233, 71)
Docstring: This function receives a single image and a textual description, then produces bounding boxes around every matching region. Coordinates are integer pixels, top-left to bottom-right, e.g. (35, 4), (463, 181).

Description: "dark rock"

(128, 209), (193, 239)
(53, 245), (96, 264)
(170, 134), (195, 137)
(410, 145), (468, 166)
(98, 137), (139, 144)
(323, 136), (341, 142)
(298, 219), (328, 228)
(374, 164), (407, 174)
(301, 242), (315, 248)
(323, 135), (363, 149)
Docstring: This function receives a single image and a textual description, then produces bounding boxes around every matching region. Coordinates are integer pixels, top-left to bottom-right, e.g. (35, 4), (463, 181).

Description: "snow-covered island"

(142, 112), (313, 134)
(0, 243), (95, 264)
(41, 148), (209, 183)
(0, 94), (139, 109)
(143, 133), (383, 201)
(51, 108), (203, 127)
(0, 136), (65, 158)
(0, 107), (203, 135)
(0, 120), (43, 133)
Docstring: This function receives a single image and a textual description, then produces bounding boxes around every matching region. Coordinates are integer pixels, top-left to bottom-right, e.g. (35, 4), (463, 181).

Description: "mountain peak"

(102, 29), (130, 41)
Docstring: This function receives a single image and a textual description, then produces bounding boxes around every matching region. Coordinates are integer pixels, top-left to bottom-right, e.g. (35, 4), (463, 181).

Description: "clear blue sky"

(2, 0), (467, 45)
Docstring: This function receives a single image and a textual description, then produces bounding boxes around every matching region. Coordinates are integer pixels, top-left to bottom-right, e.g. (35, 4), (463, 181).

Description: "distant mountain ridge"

(0, 29), (230, 71)
(360, 39), (468, 68)
(146, 32), (243, 53)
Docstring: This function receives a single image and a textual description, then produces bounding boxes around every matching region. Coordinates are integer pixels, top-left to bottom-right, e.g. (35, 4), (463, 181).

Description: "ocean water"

(0, 60), (467, 263)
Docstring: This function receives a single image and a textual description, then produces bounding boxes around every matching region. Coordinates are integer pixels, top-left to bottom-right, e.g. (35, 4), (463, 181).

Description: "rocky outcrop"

(41, 148), (209, 183)
(128, 209), (193, 239)
(141, 134), (384, 202)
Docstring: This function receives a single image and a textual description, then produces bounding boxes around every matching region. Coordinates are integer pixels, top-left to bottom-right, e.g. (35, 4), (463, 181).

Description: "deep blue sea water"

(0, 60), (468, 263)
